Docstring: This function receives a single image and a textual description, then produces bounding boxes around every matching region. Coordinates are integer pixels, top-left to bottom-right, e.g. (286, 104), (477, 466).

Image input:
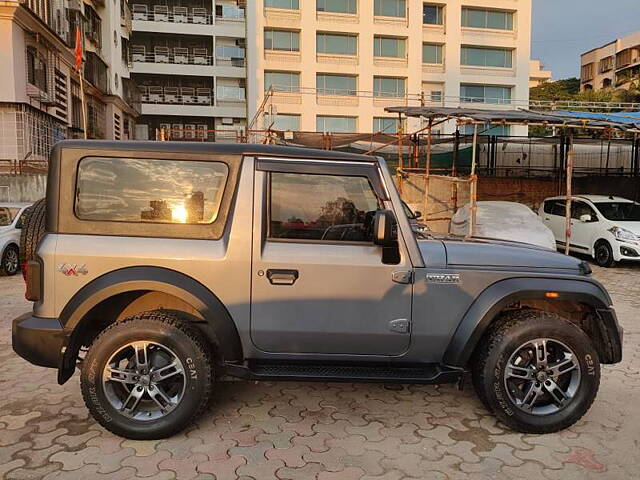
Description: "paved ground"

(1, 264), (639, 480)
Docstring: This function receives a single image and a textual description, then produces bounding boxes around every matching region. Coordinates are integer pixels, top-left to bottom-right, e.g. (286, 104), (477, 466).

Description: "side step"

(223, 361), (463, 385)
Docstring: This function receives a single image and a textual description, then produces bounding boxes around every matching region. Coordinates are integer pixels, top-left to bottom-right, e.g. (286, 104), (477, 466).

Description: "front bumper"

(12, 313), (68, 369)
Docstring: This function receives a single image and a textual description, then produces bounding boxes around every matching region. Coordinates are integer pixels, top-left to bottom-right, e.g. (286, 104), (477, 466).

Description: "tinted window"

(571, 201), (598, 221)
(76, 157), (228, 224)
(269, 173), (381, 242)
(594, 202), (640, 221)
(544, 200), (566, 216)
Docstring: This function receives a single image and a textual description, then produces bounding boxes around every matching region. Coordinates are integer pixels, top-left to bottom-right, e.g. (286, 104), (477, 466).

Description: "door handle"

(266, 269), (299, 286)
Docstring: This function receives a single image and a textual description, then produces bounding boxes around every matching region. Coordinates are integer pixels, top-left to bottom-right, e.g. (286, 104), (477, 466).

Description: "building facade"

(580, 32), (640, 92)
(529, 59), (551, 88)
(129, 0), (247, 141)
(247, 0), (532, 136)
(0, 0), (139, 165)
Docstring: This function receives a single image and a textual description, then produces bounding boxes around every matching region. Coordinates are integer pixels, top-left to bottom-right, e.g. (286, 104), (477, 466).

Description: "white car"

(0, 203), (30, 276)
(539, 195), (640, 267)
(450, 201), (556, 250)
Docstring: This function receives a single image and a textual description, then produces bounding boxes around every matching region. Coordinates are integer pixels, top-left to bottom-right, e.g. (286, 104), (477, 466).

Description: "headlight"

(609, 226), (639, 243)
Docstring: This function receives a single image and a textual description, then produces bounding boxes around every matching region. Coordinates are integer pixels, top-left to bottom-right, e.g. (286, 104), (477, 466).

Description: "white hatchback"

(539, 195), (640, 267)
(0, 203), (30, 276)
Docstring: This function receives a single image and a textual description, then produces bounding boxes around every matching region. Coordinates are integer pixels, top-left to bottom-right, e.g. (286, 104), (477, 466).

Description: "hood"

(442, 236), (584, 272)
(614, 221), (640, 236)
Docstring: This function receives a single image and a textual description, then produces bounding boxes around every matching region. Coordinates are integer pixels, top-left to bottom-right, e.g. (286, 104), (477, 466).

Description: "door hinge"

(389, 318), (410, 334)
(392, 270), (413, 284)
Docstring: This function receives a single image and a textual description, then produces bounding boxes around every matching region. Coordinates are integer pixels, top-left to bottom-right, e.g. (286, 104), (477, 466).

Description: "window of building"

(84, 4), (102, 48)
(461, 123), (510, 136)
(374, 0), (406, 18)
(264, 71), (300, 92)
(373, 76), (406, 98)
(264, 113), (301, 131)
(269, 172), (380, 242)
(316, 0), (356, 14)
(599, 56), (614, 73)
(316, 115), (356, 132)
(316, 74), (357, 96)
(265, 0), (299, 9)
(461, 46), (513, 68)
(461, 7), (513, 30)
(76, 157), (228, 224)
(264, 29), (300, 51)
(422, 43), (443, 64)
(423, 4), (443, 25)
(460, 84), (512, 104)
(373, 36), (406, 58)
(26, 47), (48, 92)
(373, 117), (403, 133)
(317, 32), (357, 55)
(581, 63), (594, 81)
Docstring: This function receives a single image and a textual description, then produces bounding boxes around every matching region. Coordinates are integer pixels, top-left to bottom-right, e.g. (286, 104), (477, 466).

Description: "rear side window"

(76, 157), (228, 224)
(544, 200), (566, 216)
(269, 172), (381, 242)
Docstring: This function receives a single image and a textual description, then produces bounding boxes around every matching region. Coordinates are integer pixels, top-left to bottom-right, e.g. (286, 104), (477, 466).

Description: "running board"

(223, 361), (463, 384)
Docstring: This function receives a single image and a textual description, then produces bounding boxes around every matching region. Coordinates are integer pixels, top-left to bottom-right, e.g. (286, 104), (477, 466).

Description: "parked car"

(402, 200), (429, 236)
(540, 195), (640, 267)
(0, 203), (29, 276)
(13, 141), (622, 439)
(450, 201), (556, 250)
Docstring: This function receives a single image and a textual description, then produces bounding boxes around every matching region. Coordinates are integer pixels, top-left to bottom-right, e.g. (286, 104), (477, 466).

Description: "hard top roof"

(54, 140), (376, 162)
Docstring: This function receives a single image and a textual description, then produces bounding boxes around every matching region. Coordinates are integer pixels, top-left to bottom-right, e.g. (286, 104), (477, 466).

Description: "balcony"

(141, 85), (213, 105)
(132, 45), (214, 65)
(216, 85), (246, 103)
(216, 4), (245, 23)
(132, 4), (213, 24)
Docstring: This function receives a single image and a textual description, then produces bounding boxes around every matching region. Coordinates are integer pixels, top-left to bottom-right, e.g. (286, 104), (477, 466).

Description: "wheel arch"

(59, 266), (242, 384)
(443, 277), (622, 368)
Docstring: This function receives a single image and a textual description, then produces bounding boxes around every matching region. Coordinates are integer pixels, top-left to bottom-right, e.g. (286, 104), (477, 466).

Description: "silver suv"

(13, 141), (623, 439)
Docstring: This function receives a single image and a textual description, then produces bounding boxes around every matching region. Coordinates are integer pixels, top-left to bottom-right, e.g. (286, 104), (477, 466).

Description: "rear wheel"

(80, 311), (213, 439)
(472, 310), (600, 433)
(0, 245), (19, 276)
(594, 240), (615, 268)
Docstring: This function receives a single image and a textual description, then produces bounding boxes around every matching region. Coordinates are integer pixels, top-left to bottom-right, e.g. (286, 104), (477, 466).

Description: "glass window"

(594, 202), (640, 221)
(423, 4), (443, 24)
(373, 36), (406, 58)
(316, 115), (356, 132)
(264, 71), (300, 92)
(571, 202), (598, 222)
(373, 76), (406, 98)
(317, 32), (357, 55)
(269, 173), (381, 242)
(316, 74), (357, 96)
(75, 157), (228, 224)
(264, 29), (300, 51)
(264, 113), (300, 131)
(460, 84), (512, 104)
(373, 117), (402, 134)
(265, 0), (299, 9)
(543, 200), (566, 216)
(317, 0), (356, 14)
(461, 46), (512, 68)
(26, 47), (48, 92)
(0, 207), (20, 226)
(422, 43), (443, 64)
(374, 0), (406, 17)
(462, 7), (513, 30)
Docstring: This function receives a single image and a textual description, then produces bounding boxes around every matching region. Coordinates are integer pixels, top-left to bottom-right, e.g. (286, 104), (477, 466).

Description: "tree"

(530, 78), (580, 101)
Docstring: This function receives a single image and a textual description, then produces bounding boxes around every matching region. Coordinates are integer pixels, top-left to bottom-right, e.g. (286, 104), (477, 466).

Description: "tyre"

(80, 311), (213, 439)
(19, 198), (46, 279)
(0, 245), (19, 276)
(472, 310), (600, 434)
(594, 240), (615, 268)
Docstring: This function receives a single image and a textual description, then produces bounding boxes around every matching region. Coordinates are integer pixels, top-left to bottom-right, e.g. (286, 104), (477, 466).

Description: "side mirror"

(413, 210), (422, 220)
(373, 210), (397, 247)
(579, 214), (592, 223)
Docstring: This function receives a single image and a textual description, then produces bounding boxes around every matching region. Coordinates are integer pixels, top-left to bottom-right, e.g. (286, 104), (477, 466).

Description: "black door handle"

(266, 269), (299, 285)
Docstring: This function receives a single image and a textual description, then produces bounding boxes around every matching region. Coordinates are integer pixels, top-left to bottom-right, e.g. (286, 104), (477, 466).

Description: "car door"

(541, 199), (566, 247)
(250, 157), (413, 356)
(569, 201), (599, 253)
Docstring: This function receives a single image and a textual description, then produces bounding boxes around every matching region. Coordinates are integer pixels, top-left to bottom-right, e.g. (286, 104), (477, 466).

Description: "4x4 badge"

(426, 273), (461, 284)
(57, 264), (88, 276)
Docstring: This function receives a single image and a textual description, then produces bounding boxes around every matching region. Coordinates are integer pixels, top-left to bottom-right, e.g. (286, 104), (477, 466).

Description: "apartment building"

(529, 59), (551, 88)
(129, 0), (247, 141)
(247, 0), (532, 137)
(0, 0), (139, 164)
(580, 32), (640, 92)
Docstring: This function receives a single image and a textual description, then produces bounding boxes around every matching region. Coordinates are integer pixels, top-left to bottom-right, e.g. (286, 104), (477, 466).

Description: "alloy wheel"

(4, 248), (18, 274)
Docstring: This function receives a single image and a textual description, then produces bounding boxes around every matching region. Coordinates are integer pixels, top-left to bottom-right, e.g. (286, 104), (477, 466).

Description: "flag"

(74, 26), (83, 72)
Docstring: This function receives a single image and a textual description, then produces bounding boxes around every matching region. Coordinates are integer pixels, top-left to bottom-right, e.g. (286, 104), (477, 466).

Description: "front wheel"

(472, 310), (600, 433)
(1, 245), (19, 276)
(80, 311), (213, 439)
(594, 240), (615, 268)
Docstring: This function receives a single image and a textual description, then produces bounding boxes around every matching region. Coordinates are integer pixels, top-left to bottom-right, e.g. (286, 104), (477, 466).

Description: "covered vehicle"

(451, 201), (556, 250)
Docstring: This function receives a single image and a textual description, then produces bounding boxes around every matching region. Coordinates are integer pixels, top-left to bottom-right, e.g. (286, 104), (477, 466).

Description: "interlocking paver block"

(160, 453), (208, 479)
(121, 449), (171, 477)
(317, 466), (365, 480)
(236, 458), (284, 480)
(265, 444), (311, 467)
(198, 454), (246, 480)
(275, 462), (324, 480)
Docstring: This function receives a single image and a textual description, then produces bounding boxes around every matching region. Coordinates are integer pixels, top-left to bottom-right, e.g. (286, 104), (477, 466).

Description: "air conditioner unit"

(153, 5), (169, 21)
(181, 87), (195, 103)
(173, 6), (187, 22)
(192, 7), (207, 24)
(154, 46), (170, 63)
(172, 123), (184, 139)
(197, 124), (208, 139)
(164, 87), (179, 103)
(184, 124), (196, 139)
(174, 47), (188, 64)
(131, 4), (147, 20)
(221, 117), (233, 125)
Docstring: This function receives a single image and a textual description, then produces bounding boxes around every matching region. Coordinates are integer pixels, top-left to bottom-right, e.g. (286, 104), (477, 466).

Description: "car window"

(594, 202), (640, 221)
(546, 200), (566, 216)
(571, 201), (598, 222)
(75, 157), (228, 224)
(0, 207), (12, 226)
(14, 209), (25, 228)
(269, 172), (381, 242)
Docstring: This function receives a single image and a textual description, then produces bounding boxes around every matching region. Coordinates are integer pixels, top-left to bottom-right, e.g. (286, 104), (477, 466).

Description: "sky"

(531, 0), (640, 80)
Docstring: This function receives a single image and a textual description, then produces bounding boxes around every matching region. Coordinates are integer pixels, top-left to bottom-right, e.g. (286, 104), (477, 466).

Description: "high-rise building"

(129, 0), (247, 141)
(247, 0), (532, 136)
(580, 32), (640, 92)
(0, 0), (139, 164)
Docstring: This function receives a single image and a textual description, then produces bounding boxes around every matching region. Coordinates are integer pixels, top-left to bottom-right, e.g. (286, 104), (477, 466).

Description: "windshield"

(401, 200), (416, 219)
(594, 202), (640, 221)
(0, 207), (19, 226)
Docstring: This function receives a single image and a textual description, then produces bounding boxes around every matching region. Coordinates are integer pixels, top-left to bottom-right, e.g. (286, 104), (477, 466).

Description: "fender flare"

(59, 266), (242, 381)
(442, 277), (615, 367)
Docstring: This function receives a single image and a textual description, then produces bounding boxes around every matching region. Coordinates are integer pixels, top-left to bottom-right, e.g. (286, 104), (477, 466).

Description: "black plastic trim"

(12, 313), (67, 368)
